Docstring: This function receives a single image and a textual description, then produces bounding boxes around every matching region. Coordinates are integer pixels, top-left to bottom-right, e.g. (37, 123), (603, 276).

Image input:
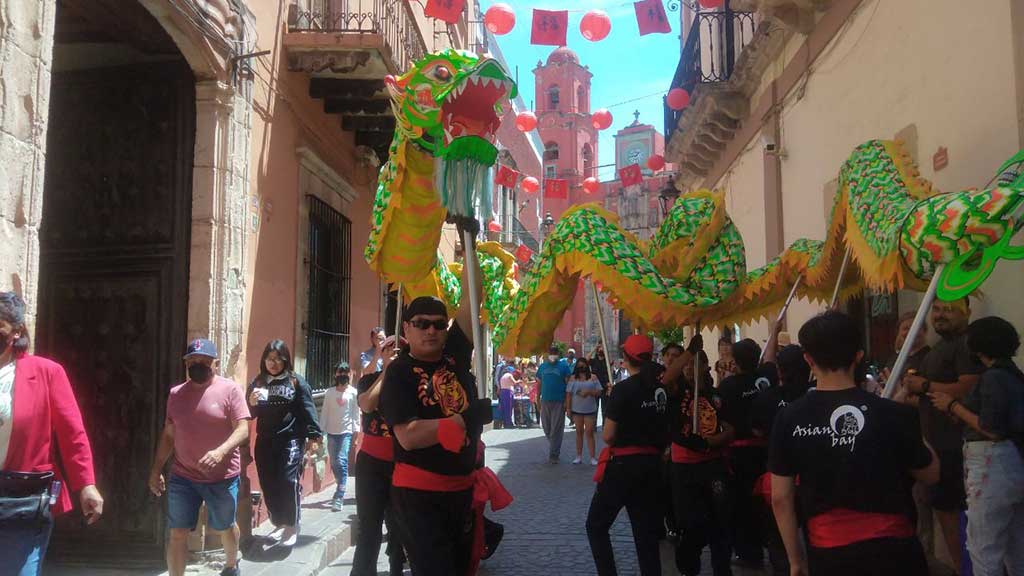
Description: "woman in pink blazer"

(0, 292), (103, 575)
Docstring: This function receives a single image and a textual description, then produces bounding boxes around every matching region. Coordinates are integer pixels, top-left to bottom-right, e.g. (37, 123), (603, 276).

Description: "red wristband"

(437, 418), (466, 453)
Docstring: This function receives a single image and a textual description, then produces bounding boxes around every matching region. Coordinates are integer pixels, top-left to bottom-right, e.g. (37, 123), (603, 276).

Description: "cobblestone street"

(325, 425), (769, 576)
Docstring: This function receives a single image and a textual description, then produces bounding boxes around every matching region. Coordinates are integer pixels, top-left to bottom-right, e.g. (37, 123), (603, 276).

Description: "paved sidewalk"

(46, 485), (357, 576)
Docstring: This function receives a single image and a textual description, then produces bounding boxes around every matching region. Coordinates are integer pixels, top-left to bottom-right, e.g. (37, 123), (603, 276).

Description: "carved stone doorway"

(36, 0), (196, 564)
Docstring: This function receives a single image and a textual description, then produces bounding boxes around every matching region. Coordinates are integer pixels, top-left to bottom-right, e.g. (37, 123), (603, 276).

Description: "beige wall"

(716, 0), (1024, 359)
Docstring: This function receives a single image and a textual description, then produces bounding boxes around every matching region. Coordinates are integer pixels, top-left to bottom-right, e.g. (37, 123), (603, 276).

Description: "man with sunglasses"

(380, 268), (501, 576)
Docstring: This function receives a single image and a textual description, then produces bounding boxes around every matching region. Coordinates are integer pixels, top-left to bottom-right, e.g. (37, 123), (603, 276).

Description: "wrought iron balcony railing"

(664, 8), (756, 136)
(287, 0), (428, 73)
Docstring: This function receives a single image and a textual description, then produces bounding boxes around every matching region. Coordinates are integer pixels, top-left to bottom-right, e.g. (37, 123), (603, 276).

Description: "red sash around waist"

(358, 434), (394, 462)
(593, 446), (662, 483)
(393, 462), (513, 576)
(730, 437), (768, 448)
(671, 442), (721, 464)
(807, 508), (914, 548)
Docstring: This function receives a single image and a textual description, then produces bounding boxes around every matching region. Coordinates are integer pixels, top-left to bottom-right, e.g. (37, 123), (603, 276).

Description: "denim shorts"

(167, 474), (239, 531)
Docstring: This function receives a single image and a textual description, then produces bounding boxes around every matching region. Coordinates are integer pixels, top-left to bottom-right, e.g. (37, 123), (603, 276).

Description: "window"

(545, 164), (557, 179)
(543, 142), (559, 162)
(548, 86), (560, 108)
(577, 86), (587, 113)
(305, 195), (351, 390)
(582, 144), (594, 177)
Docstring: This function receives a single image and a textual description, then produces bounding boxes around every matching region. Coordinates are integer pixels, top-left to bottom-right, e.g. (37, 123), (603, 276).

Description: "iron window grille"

(305, 195), (352, 391)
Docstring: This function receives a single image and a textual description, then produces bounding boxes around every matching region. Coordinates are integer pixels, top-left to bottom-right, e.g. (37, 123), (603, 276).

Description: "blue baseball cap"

(183, 338), (218, 359)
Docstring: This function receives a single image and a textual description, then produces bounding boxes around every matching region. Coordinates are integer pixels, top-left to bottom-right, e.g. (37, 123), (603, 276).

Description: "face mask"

(335, 375), (350, 386)
(548, 355), (558, 363)
(187, 363), (213, 383)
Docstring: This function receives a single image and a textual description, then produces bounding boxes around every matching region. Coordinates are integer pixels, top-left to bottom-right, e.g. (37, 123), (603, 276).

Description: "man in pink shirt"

(148, 339), (251, 576)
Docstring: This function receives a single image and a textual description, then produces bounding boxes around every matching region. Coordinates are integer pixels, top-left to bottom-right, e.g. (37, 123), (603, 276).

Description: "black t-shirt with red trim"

(380, 323), (478, 476)
(605, 371), (669, 450)
(357, 371), (391, 438)
(768, 386), (932, 520)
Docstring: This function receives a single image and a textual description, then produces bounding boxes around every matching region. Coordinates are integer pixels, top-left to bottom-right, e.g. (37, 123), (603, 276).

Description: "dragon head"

(386, 49), (517, 166)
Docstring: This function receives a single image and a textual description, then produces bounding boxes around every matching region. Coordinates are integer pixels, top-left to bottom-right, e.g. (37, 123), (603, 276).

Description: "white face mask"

(548, 355), (558, 363)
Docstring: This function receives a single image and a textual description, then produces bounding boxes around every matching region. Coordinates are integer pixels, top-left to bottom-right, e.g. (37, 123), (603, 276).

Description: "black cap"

(404, 296), (448, 320)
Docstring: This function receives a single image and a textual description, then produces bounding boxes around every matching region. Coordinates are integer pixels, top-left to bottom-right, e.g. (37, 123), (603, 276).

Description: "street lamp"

(542, 211), (555, 233)
(658, 184), (681, 218)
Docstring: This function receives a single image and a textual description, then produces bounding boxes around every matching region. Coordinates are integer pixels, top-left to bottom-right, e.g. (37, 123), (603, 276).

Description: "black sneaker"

(220, 566), (240, 576)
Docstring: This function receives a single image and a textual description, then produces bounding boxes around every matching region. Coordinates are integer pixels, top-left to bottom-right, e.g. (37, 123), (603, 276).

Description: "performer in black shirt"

(352, 336), (406, 576)
(664, 341), (736, 576)
(586, 335), (669, 576)
(380, 291), (505, 576)
(717, 338), (766, 567)
(769, 311), (939, 576)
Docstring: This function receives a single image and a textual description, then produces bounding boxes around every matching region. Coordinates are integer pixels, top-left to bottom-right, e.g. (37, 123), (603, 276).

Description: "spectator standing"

(0, 292), (104, 575)
(591, 345), (611, 422)
(902, 299), (982, 573)
(359, 327), (386, 378)
(498, 366), (518, 429)
(247, 340), (323, 547)
(769, 311), (939, 576)
(566, 348), (578, 372)
(567, 359), (602, 465)
(537, 346), (572, 463)
(149, 338), (250, 576)
(927, 316), (1024, 576)
(715, 337), (737, 387)
(321, 361), (360, 511)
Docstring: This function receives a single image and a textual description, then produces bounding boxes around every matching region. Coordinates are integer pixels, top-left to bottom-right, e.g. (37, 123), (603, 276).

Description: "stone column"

(188, 80), (252, 379)
(0, 0), (56, 332)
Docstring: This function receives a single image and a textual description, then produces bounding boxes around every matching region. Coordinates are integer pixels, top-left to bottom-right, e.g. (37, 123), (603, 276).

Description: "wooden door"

(37, 60), (194, 563)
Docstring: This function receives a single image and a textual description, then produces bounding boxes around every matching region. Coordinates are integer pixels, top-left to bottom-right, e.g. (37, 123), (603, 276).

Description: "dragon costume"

(366, 51), (1024, 357)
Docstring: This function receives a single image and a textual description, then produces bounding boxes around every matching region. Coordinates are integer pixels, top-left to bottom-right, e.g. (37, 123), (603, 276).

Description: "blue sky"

(481, 1), (682, 181)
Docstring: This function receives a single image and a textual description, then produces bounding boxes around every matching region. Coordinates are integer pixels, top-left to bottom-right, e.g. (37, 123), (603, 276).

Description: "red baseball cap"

(622, 335), (653, 359)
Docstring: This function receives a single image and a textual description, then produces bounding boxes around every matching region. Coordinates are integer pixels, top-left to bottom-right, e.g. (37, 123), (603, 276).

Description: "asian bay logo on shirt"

(791, 404), (867, 452)
(642, 387), (668, 414)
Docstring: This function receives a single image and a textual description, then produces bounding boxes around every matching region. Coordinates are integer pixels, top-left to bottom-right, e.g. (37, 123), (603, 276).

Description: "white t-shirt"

(321, 385), (360, 436)
(0, 361), (15, 466)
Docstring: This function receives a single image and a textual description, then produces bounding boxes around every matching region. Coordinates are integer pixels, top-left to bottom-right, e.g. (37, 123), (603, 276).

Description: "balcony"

(488, 216), (539, 255)
(285, 0), (429, 159)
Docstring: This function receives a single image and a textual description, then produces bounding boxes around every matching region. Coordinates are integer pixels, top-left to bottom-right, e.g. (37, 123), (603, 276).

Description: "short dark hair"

(798, 311), (862, 372)
(371, 327), (384, 337)
(967, 316), (1020, 360)
(259, 339), (294, 378)
(718, 337), (732, 347)
(0, 291), (29, 354)
(335, 361), (351, 373)
(731, 339), (761, 374)
(661, 343), (684, 355)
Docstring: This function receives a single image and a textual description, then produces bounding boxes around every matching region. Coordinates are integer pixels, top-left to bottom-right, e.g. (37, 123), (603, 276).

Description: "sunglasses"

(409, 318), (448, 331)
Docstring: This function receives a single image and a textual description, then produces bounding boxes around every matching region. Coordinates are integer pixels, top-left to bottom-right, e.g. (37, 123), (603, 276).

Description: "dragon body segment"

(365, 51), (1024, 357)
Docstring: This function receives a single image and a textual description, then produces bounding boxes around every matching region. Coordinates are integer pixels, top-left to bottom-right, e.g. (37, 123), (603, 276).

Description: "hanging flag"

(531, 9), (568, 46)
(495, 165), (519, 188)
(544, 178), (569, 199)
(634, 0), (671, 36)
(515, 244), (534, 263)
(425, 0), (466, 24)
(619, 164), (644, 187)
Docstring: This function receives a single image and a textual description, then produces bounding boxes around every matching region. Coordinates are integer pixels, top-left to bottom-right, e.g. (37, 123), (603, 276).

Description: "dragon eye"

(432, 66), (453, 82)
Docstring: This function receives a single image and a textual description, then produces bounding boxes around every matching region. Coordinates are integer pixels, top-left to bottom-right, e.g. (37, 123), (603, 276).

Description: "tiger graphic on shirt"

(414, 360), (469, 417)
(680, 390), (722, 437)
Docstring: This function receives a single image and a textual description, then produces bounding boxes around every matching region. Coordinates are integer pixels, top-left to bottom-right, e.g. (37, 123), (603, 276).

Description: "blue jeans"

(0, 516), (53, 576)
(167, 474), (240, 531)
(328, 433), (352, 501)
(964, 440), (1024, 576)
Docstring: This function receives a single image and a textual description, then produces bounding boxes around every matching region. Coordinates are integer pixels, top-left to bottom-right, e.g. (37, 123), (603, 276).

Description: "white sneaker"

(590, 458), (599, 466)
(572, 456), (582, 464)
(281, 525), (299, 547)
(266, 525), (285, 543)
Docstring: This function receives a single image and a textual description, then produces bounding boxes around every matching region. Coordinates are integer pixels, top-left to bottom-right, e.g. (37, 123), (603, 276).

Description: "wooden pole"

(830, 247), (852, 309)
(759, 276), (802, 363)
(883, 265), (944, 399)
(393, 283), (403, 352)
(693, 321), (701, 432)
(462, 229), (489, 399)
(591, 281), (614, 393)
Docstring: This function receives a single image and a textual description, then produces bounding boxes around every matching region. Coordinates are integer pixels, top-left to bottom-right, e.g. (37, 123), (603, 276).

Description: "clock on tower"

(625, 144), (647, 167)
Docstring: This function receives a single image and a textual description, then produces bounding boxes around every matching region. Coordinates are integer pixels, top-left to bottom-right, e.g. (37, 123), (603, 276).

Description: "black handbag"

(0, 471), (59, 528)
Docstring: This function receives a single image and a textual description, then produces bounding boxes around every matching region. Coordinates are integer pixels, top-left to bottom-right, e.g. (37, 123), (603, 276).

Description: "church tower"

(533, 46), (599, 349)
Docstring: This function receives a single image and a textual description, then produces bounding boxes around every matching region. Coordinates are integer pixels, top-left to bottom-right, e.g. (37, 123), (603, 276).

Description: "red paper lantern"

(591, 109), (613, 130)
(646, 154), (666, 171)
(698, 0), (725, 8)
(521, 176), (540, 194)
(580, 10), (611, 42)
(667, 88), (690, 110)
(484, 4), (516, 36)
(582, 177), (600, 194)
(487, 221), (503, 233)
(515, 111), (538, 132)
